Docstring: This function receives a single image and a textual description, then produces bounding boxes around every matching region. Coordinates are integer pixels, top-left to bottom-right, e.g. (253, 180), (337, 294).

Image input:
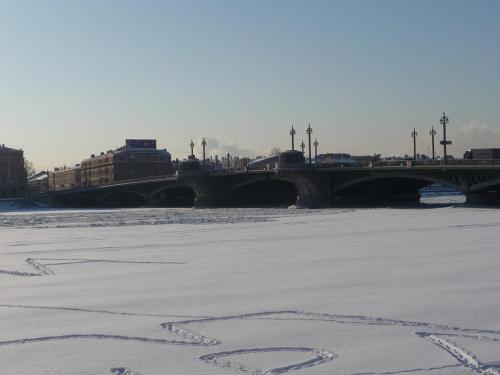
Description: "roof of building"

(115, 146), (170, 155)
(81, 140), (171, 163)
(28, 171), (48, 182)
(0, 144), (21, 152)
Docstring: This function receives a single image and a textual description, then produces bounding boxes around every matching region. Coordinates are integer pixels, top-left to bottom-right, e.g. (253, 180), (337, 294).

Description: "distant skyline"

(1, 0), (500, 170)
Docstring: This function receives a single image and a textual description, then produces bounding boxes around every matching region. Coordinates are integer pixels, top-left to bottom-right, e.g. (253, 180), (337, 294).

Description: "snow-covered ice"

(1, 198), (500, 374)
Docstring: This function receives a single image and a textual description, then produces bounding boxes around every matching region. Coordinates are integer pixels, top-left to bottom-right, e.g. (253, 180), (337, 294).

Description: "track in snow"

(162, 310), (500, 346)
(199, 347), (336, 375)
(164, 310), (500, 374)
(0, 334), (203, 347)
(0, 258), (185, 277)
(1, 306), (500, 374)
(417, 332), (500, 375)
(111, 368), (141, 375)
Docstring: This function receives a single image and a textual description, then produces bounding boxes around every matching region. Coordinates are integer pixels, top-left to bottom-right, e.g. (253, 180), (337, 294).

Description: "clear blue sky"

(1, 0), (499, 169)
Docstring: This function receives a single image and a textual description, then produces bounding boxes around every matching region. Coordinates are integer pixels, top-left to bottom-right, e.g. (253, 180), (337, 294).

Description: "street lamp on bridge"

(440, 112), (452, 165)
(313, 138), (319, 165)
(429, 126), (437, 160)
(300, 140), (305, 155)
(411, 128), (418, 162)
(306, 124), (313, 165)
(201, 138), (207, 167)
(190, 139), (195, 158)
(289, 125), (296, 150)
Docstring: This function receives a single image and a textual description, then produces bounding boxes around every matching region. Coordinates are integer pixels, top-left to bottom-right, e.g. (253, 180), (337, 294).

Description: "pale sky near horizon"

(1, 0), (500, 170)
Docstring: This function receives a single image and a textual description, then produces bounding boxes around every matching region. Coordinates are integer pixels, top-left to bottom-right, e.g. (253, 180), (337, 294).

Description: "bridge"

(40, 161), (500, 208)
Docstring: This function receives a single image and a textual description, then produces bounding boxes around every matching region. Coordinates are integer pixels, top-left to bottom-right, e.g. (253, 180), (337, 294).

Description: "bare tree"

(24, 159), (36, 178)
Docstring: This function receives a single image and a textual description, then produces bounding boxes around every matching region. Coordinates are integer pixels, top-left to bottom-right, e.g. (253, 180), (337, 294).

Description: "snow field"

(1, 204), (500, 374)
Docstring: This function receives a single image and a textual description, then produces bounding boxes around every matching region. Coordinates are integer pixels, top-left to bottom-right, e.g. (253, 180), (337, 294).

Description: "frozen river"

(1, 196), (500, 374)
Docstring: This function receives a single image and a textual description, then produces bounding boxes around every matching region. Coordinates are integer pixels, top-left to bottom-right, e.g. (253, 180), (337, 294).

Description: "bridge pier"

(177, 175), (227, 208)
(466, 192), (500, 206)
(276, 169), (331, 208)
(295, 194), (330, 208)
(193, 194), (223, 208)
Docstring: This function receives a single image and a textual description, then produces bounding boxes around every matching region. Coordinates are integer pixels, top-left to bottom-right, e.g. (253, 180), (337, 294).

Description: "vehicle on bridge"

(464, 148), (500, 161)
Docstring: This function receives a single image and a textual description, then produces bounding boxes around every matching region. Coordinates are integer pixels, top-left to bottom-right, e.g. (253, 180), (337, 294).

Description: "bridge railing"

(47, 167), (264, 194)
(48, 173), (179, 194)
(370, 159), (500, 168)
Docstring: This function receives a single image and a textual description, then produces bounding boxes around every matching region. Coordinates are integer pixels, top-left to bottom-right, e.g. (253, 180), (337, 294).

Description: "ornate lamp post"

(289, 125), (296, 150)
(313, 138), (319, 165)
(300, 140), (305, 155)
(306, 124), (313, 165)
(190, 139), (194, 158)
(201, 138), (207, 167)
(440, 112), (452, 164)
(429, 126), (437, 160)
(411, 128), (418, 162)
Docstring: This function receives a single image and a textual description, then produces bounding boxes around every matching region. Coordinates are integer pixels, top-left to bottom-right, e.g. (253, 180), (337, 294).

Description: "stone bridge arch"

(458, 169), (500, 193)
(50, 191), (99, 208)
(330, 171), (462, 205)
(469, 179), (500, 193)
(331, 172), (462, 195)
(147, 183), (197, 207)
(97, 189), (148, 207)
(226, 174), (298, 207)
(173, 175), (228, 208)
(226, 174), (275, 193)
(461, 169), (500, 204)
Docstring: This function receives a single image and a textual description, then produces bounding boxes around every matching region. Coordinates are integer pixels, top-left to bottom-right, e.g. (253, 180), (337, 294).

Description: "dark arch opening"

(99, 191), (146, 208)
(228, 179), (298, 207)
(148, 186), (196, 207)
(472, 181), (500, 194)
(333, 177), (433, 206)
(53, 194), (99, 208)
(467, 181), (500, 205)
